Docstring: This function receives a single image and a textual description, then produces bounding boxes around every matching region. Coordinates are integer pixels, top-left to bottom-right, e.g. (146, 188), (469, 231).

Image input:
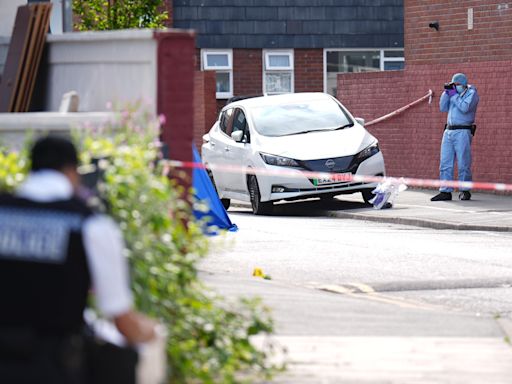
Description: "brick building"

(337, 1), (512, 191)
(171, 0), (404, 112)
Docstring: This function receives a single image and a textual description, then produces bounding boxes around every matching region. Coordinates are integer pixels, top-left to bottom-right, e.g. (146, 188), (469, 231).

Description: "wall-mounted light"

(429, 21), (439, 31)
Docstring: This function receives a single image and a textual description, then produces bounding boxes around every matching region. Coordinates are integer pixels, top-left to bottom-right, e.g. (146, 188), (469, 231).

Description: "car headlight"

(356, 142), (380, 162)
(260, 152), (300, 167)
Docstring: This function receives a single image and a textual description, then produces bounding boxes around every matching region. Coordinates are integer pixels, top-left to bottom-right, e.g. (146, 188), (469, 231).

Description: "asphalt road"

(199, 204), (512, 383)
(202, 206), (512, 316)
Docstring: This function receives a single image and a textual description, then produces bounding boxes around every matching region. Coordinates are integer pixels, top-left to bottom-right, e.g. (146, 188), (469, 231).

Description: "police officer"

(431, 73), (480, 201)
(0, 136), (156, 383)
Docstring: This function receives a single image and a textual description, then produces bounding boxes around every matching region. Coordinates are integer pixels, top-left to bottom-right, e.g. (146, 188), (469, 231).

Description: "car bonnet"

(253, 124), (376, 160)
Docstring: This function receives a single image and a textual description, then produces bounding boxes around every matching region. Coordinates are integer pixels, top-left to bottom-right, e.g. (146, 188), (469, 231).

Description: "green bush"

(0, 149), (28, 192)
(0, 106), (282, 383)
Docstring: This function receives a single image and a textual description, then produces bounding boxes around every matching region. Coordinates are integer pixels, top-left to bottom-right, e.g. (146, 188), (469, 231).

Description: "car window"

(219, 108), (234, 134)
(250, 98), (353, 137)
(232, 109), (247, 133)
(232, 109), (250, 143)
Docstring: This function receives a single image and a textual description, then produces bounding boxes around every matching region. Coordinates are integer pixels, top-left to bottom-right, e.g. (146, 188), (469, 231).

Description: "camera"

(444, 82), (455, 90)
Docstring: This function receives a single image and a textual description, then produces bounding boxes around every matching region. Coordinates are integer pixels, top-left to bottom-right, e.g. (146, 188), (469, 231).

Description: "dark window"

(232, 109), (250, 143)
(219, 108), (234, 134)
(232, 109), (247, 133)
(384, 61), (405, 70)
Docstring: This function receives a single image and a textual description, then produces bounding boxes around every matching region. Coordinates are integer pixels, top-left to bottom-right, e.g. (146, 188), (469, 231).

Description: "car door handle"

(224, 147), (230, 152)
(210, 142), (216, 147)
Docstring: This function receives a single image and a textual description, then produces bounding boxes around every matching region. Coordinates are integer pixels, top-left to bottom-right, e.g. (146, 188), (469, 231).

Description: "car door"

(208, 107), (234, 193)
(223, 108), (251, 194)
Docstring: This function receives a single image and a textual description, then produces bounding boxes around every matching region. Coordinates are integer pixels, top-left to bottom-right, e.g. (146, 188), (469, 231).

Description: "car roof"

(224, 92), (336, 110)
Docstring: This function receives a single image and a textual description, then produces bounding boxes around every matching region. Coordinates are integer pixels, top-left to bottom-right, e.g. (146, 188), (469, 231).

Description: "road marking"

(317, 284), (354, 294)
(310, 283), (445, 311)
(346, 282), (375, 293)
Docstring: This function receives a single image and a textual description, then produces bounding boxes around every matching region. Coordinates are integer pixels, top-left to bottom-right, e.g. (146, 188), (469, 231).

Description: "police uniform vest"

(0, 194), (93, 336)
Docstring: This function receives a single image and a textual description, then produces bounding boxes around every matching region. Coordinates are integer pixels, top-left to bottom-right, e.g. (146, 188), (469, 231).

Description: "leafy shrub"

(0, 105), (282, 383)
(0, 149), (28, 192)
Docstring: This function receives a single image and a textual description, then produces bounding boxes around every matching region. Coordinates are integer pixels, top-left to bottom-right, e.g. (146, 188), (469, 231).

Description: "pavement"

(330, 188), (512, 232)
(214, 189), (512, 383)
(235, 188), (512, 232)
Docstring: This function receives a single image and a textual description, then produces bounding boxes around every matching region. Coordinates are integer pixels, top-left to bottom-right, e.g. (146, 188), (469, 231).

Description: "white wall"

(0, 29), (159, 148)
(0, 112), (115, 149)
(45, 30), (158, 112)
(0, 0), (24, 74)
(0, 0), (26, 36)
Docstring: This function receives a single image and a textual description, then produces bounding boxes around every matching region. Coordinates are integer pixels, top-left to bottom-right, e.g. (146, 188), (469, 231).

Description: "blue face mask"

(456, 85), (465, 94)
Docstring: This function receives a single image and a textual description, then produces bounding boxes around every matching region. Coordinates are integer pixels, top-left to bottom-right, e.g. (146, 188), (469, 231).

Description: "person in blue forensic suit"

(0, 136), (157, 384)
(431, 73), (480, 201)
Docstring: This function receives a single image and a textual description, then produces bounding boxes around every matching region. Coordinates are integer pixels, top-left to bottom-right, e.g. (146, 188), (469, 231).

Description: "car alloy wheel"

(248, 175), (273, 215)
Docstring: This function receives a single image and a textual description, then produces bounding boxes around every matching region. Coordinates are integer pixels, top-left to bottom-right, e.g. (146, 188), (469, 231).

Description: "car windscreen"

(250, 98), (353, 137)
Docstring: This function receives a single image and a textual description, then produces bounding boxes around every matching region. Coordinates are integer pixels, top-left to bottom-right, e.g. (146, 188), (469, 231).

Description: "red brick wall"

(406, 1), (512, 65)
(233, 49), (263, 96)
(337, 1), (512, 191)
(193, 70), (217, 150)
(155, 30), (195, 189)
(194, 48), (201, 71)
(198, 48), (325, 114)
(338, 61), (512, 187)
(294, 49), (323, 92)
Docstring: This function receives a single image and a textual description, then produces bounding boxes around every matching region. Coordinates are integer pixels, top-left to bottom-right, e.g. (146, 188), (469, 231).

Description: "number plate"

(313, 172), (352, 186)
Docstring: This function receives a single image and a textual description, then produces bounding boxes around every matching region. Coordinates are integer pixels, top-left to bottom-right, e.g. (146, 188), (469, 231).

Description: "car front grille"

(298, 155), (357, 173)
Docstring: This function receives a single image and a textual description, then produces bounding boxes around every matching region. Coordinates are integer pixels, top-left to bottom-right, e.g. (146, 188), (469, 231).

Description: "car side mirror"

(231, 130), (244, 142)
(355, 117), (365, 126)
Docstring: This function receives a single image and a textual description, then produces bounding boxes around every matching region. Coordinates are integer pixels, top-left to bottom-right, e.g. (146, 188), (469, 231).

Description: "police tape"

(366, 90), (433, 126)
(163, 159), (512, 192)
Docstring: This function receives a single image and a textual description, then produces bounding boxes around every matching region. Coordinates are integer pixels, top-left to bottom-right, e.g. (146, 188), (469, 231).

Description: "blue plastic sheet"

(192, 146), (238, 235)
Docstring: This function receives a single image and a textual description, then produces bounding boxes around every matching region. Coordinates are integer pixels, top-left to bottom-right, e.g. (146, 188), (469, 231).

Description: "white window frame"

(381, 49), (405, 71)
(263, 49), (294, 95)
(323, 48), (404, 94)
(201, 49), (233, 99)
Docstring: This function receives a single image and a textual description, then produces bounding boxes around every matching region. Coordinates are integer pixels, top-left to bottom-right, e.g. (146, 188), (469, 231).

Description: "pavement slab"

(201, 273), (512, 384)
(331, 189), (512, 232)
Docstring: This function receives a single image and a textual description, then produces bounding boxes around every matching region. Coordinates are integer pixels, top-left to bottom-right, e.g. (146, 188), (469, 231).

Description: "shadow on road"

(230, 197), (371, 217)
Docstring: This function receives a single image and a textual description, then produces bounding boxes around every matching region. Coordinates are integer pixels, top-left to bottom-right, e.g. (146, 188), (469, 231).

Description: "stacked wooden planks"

(0, 3), (52, 112)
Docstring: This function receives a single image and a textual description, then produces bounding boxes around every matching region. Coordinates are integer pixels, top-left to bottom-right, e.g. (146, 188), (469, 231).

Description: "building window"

(324, 49), (404, 96)
(263, 50), (294, 95)
(202, 49), (233, 99)
(382, 50), (405, 71)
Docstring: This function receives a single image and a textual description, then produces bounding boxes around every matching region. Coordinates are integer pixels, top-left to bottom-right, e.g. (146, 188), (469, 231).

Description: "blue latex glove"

(445, 88), (457, 97)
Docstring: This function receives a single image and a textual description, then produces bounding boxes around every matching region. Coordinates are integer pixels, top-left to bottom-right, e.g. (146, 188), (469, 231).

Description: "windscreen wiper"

(283, 124), (354, 136)
(334, 122), (355, 130)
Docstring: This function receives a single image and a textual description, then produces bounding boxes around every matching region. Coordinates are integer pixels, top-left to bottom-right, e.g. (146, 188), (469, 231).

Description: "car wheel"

(221, 198), (231, 210)
(207, 169), (231, 210)
(248, 175), (273, 215)
(361, 188), (374, 205)
(320, 194), (336, 201)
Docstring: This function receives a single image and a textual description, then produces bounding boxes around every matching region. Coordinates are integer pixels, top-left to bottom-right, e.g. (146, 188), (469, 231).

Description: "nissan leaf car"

(201, 92), (385, 215)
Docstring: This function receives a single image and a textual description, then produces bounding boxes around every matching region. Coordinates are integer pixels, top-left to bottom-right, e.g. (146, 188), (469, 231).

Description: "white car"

(201, 92), (385, 215)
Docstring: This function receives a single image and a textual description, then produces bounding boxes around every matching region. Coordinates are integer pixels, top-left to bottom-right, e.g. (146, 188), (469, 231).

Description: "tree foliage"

(73, 0), (169, 31)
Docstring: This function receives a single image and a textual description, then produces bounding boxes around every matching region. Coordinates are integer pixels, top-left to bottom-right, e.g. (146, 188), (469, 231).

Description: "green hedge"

(0, 105), (283, 383)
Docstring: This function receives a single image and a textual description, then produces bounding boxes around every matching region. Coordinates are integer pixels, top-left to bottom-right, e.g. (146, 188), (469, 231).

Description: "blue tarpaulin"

(192, 146), (238, 235)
